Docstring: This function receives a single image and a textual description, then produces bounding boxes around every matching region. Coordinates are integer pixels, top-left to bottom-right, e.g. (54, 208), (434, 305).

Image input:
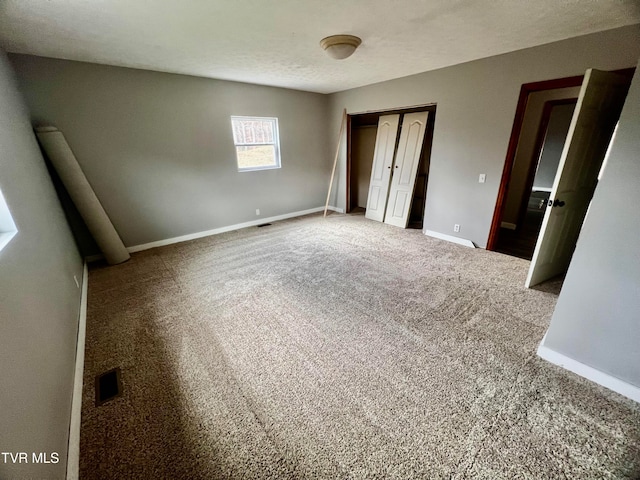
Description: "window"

(0, 188), (17, 253)
(231, 116), (281, 171)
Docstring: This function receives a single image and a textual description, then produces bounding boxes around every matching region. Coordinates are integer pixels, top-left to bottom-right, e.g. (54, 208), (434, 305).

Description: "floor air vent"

(95, 367), (122, 406)
(257, 223), (272, 227)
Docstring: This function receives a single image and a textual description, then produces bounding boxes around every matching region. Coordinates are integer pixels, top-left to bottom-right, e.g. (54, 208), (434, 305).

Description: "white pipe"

(36, 126), (130, 265)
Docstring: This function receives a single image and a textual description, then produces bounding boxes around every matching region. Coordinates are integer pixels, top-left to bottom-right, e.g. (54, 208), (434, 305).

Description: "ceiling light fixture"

(320, 34), (362, 60)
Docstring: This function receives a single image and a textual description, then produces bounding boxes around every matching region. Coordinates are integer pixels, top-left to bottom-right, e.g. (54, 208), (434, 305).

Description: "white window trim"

(0, 231), (17, 252)
(231, 116), (281, 172)
(0, 188), (17, 253)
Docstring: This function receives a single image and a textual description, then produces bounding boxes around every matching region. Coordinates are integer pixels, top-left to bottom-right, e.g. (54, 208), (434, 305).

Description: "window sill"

(238, 165), (281, 172)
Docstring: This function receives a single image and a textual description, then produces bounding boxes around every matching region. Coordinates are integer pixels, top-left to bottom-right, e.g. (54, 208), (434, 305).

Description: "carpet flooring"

(81, 212), (640, 479)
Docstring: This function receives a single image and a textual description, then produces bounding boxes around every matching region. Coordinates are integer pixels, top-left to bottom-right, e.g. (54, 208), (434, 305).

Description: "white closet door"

(384, 111), (429, 228)
(365, 115), (401, 222)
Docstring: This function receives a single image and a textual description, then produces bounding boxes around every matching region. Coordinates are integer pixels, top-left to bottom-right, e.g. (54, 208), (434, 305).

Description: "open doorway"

(495, 98), (578, 259)
(347, 105), (436, 229)
(524, 69), (632, 288)
(488, 75), (583, 254)
(488, 69), (635, 288)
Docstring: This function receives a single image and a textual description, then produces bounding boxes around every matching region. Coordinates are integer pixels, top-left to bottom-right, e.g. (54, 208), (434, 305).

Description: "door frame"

(487, 68), (636, 251)
(346, 103), (436, 213)
(486, 75), (584, 250)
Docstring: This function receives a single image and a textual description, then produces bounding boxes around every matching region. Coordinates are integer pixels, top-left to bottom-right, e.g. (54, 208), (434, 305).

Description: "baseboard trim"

(424, 230), (476, 248)
(537, 342), (640, 403)
(500, 221), (517, 230)
(127, 206), (342, 253)
(66, 263), (88, 480)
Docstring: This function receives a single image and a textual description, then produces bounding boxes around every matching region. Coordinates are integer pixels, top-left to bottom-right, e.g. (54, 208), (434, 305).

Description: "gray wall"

(9, 55), (330, 248)
(327, 25), (640, 247)
(532, 103), (576, 191)
(540, 61), (640, 388)
(0, 49), (83, 479)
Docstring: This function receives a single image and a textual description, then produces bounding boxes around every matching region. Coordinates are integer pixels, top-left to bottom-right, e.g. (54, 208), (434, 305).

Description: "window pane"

(232, 119), (275, 145)
(236, 145), (277, 169)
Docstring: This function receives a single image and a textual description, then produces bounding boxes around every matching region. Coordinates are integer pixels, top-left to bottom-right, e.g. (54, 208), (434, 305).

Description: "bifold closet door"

(365, 115), (400, 222)
(384, 111), (429, 228)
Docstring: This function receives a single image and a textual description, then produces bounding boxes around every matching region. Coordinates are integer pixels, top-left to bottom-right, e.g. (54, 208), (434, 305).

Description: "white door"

(525, 69), (631, 287)
(365, 115), (400, 222)
(384, 111), (429, 228)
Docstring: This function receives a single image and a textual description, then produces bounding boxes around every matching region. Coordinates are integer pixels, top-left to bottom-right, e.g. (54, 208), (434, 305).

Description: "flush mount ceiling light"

(320, 34), (362, 60)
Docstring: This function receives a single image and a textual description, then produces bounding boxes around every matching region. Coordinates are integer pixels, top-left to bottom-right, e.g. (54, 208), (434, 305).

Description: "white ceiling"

(1, 1), (639, 94)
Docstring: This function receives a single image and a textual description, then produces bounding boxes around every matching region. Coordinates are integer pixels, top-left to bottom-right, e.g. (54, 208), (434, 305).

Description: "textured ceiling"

(1, 1), (639, 94)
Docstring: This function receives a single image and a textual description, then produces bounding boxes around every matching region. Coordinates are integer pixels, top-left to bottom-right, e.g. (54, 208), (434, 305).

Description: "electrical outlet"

(256, 209), (260, 216)
(479, 174), (486, 183)
(454, 224), (460, 233)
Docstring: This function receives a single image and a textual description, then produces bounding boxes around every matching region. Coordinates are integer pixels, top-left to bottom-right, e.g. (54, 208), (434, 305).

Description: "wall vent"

(95, 367), (122, 406)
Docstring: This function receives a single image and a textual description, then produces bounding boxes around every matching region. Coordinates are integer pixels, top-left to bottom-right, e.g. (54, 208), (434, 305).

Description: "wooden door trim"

(486, 75), (584, 250)
(346, 114), (353, 212)
(349, 103), (436, 117)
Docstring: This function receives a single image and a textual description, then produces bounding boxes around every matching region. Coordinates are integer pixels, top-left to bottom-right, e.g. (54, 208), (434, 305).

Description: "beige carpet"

(81, 212), (640, 479)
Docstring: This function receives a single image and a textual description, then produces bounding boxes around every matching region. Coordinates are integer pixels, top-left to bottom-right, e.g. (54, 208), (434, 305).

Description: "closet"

(348, 106), (435, 229)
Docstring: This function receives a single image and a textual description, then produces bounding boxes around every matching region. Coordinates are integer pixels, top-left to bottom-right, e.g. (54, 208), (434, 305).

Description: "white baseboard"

(127, 206), (342, 253)
(501, 221), (517, 230)
(537, 342), (640, 403)
(66, 263), (88, 480)
(424, 230), (476, 248)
